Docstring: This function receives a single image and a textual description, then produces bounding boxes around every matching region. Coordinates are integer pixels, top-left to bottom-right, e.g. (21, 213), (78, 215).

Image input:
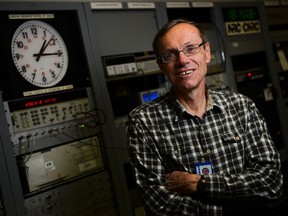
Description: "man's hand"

(166, 171), (201, 195)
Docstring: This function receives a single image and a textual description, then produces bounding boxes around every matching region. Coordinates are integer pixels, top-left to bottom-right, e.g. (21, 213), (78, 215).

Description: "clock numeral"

(21, 65), (27, 73)
(57, 50), (63, 56)
(42, 76), (47, 83)
(22, 32), (28, 39)
(15, 53), (22, 60)
(31, 27), (38, 35)
(51, 71), (56, 78)
(16, 41), (24, 49)
(51, 38), (56, 46)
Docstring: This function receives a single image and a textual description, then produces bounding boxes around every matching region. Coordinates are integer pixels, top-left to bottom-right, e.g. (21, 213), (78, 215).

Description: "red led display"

(25, 97), (57, 108)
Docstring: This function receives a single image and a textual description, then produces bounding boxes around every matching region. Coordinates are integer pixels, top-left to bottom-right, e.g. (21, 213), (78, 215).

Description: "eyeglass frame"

(158, 41), (207, 63)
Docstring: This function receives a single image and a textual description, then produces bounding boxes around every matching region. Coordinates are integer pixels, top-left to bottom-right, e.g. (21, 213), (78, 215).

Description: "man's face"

(157, 23), (211, 94)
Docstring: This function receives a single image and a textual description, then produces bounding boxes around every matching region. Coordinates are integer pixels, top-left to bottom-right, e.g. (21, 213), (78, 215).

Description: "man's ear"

(157, 59), (166, 75)
(204, 42), (211, 64)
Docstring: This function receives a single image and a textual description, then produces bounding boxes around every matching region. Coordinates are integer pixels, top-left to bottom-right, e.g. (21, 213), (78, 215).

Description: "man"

(126, 19), (282, 215)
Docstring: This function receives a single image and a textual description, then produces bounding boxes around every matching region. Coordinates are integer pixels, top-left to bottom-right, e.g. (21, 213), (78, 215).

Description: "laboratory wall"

(0, 1), (287, 216)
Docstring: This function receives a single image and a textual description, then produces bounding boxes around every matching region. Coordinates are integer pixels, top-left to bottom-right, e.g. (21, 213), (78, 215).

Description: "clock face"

(11, 20), (69, 87)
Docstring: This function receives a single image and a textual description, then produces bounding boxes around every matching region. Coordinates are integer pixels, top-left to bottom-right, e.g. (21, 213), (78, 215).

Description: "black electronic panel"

(0, 11), (90, 101)
(167, 8), (212, 23)
(232, 52), (284, 149)
(0, 190), (5, 215)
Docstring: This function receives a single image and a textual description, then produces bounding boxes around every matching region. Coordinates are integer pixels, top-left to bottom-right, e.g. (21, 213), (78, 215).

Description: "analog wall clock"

(11, 20), (69, 87)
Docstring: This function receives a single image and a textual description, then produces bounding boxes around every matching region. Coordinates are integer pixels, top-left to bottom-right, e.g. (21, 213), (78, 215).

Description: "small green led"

(78, 124), (85, 128)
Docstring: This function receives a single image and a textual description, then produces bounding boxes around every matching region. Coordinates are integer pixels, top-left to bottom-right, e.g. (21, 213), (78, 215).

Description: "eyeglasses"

(159, 41), (207, 63)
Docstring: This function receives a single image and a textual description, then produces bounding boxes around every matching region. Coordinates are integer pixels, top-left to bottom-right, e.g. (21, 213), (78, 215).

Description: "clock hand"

(33, 51), (63, 57)
(35, 36), (54, 62)
(35, 40), (46, 62)
(38, 40), (46, 55)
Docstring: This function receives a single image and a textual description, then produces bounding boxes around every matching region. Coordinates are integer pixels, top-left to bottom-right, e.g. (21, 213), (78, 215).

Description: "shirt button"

(234, 136), (240, 141)
(201, 126), (205, 130)
(174, 150), (179, 156)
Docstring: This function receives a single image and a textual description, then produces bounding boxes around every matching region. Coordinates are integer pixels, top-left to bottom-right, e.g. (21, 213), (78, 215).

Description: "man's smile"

(177, 69), (196, 76)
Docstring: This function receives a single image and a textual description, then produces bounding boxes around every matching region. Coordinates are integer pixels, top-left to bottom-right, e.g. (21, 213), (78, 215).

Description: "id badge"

(195, 161), (213, 175)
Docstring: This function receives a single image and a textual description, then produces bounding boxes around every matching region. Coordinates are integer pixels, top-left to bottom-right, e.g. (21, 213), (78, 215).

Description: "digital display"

(141, 91), (159, 103)
(222, 7), (259, 22)
(25, 97), (57, 108)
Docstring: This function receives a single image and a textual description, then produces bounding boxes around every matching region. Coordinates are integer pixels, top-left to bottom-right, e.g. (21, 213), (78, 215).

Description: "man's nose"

(178, 51), (189, 65)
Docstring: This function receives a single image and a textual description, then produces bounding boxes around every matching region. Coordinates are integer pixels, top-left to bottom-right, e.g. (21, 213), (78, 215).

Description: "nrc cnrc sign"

(225, 20), (261, 36)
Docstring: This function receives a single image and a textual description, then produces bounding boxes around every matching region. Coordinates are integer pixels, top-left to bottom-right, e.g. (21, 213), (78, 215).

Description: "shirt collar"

(168, 88), (223, 121)
(207, 89), (225, 113)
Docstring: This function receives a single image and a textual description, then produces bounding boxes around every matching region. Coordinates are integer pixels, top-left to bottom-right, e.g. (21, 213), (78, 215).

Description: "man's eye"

(185, 46), (196, 53)
(165, 52), (177, 58)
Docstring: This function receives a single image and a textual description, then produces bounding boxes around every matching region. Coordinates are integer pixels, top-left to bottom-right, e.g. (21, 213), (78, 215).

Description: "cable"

(74, 107), (107, 127)
(17, 133), (38, 169)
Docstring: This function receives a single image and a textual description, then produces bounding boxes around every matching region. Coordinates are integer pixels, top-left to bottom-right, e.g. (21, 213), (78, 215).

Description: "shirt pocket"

(220, 131), (245, 172)
(160, 141), (197, 173)
(222, 131), (242, 144)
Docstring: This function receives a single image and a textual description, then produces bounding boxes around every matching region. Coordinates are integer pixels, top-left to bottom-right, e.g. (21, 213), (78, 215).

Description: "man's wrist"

(197, 175), (206, 193)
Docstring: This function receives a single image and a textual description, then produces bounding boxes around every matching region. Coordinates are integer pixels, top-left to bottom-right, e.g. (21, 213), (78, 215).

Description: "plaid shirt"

(126, 89), (282, 216)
